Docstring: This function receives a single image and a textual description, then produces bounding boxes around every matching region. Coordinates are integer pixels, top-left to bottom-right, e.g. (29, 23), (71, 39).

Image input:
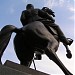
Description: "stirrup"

(67, 38), (73, 46)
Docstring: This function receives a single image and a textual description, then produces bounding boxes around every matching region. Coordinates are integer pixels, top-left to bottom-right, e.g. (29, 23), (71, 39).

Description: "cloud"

(43, 0), (70, 8)
(58, 0), (65, 7)
(21, 0), (60, 8)
(67, 4), (75, 21)
(43, 0), (74, 10)
(69, 7), (75, 12)
(67, 3), (75, 12)
(43, 0), (59, 8)
(44, 0), (66, 8)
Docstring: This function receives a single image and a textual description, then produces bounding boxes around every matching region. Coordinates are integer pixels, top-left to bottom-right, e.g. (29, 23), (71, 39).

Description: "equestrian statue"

(0, 4), (73, 75)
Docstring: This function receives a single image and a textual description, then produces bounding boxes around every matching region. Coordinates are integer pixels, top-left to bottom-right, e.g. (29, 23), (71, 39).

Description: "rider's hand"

(52, 13), (55, 17)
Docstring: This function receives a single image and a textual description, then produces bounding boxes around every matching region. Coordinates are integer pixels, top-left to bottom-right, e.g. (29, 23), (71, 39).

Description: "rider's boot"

(67, 38), (73, 45)
(59, 36), (73, 46)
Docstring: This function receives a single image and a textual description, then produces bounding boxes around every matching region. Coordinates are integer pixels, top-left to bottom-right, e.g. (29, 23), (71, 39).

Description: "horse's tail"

(0, 25), (18, 60)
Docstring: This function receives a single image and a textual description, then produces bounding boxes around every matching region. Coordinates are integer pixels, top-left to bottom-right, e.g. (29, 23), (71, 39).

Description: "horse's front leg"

(45, 48), (73, 75)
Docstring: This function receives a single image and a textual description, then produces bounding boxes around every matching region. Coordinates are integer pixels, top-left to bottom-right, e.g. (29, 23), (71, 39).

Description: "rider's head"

(26, 4), (34, 10)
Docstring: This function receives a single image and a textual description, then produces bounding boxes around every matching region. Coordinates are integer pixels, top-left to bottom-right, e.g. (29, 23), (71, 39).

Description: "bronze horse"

(0, 21), (73, 75)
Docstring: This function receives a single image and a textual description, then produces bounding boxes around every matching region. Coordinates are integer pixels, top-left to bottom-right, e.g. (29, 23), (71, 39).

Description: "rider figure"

(20, 4), (72, 46)
(20, 4), (55, 26)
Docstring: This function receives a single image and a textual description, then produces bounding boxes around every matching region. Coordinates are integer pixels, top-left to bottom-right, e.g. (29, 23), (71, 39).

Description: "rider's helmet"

(26, 4), (34, 9)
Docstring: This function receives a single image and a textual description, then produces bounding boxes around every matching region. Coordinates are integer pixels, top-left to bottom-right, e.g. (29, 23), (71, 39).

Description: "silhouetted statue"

(0, 4), (73, 75)
(20, 4), (73, 60)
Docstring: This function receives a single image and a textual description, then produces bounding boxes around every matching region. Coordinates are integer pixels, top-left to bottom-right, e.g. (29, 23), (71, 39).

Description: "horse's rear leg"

(45, 48), (73, 75)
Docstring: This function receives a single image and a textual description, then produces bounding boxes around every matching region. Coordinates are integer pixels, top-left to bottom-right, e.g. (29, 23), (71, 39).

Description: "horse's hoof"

(66, 53), (72, 59)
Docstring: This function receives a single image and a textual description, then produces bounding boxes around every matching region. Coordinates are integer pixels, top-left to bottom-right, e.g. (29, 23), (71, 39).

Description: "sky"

(0, 0), (74, 75)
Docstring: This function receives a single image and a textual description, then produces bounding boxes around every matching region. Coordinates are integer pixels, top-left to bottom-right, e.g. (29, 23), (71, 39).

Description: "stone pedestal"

(0, 60), (49, 75)
(0, 64), (29, 75)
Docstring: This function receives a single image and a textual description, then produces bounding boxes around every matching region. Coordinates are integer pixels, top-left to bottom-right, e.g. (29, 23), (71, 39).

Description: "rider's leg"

(49, 23), (72, 45)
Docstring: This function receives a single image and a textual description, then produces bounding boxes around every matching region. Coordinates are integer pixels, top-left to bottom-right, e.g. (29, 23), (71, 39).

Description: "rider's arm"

(20, 11), (25, 21)
(42, 7), (55, 17)
(20, 10), (27, 26)
(38, 9), (55, 22)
